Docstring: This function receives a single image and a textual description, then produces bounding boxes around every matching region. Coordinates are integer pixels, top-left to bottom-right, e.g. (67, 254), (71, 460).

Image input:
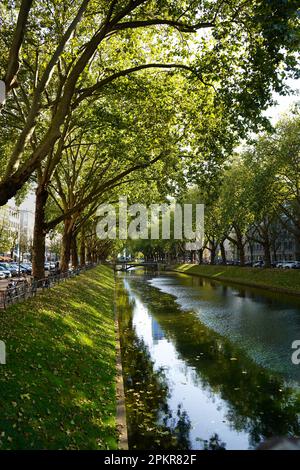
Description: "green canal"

(117, 270), (300, 450)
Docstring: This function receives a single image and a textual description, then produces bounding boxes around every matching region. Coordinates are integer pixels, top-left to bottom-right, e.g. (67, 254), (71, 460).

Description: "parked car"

(8, 264), (19, 276)
(0, 271), (6, 279)
(20, 263), (32, 274)
(253, 260), (264, 268)
(44, 262), (50, 271)
(282, 260), (299, 269)
(0, 262), (10, 269)
(0, 265), (12, 278)
(0, 262), (17, 277)
(226, 259), (240, 266)
(9, 263), (27, 275)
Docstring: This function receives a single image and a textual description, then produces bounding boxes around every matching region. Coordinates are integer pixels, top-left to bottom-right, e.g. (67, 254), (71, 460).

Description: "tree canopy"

(0, 0), (299, 206)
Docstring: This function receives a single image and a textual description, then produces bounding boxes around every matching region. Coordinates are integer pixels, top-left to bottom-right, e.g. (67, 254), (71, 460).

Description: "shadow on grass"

(0, 266), (117, 450)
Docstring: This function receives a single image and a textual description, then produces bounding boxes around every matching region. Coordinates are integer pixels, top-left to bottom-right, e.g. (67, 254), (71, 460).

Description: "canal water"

(117, 270), (300, 450)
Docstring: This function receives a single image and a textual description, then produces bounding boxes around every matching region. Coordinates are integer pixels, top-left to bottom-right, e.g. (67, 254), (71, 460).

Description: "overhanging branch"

(74, 63), (211, 106)
(45, 152), (166, 231)
(111, 18), (215, 33)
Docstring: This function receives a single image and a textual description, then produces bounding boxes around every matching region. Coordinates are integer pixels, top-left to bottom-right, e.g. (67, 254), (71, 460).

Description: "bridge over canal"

(112, 260), (164, 271)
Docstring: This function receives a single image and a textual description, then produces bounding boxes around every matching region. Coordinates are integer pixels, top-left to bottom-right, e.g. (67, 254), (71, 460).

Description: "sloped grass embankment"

(173, 264), (300, 295)
(0, 265), (117, 450)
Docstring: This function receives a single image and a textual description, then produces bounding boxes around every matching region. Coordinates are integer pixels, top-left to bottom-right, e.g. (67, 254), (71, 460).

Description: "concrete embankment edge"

(114, 274), (128, 450)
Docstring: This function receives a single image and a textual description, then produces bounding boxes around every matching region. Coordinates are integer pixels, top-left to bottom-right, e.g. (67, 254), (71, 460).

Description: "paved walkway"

(0, 279), (9, 291)
(0, 276), (30, 292)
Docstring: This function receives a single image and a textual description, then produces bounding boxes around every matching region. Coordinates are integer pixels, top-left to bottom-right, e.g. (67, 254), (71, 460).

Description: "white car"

(0, 266), (12, 278)
(282, 261), (298, 269)
(0, 271), (6, 279)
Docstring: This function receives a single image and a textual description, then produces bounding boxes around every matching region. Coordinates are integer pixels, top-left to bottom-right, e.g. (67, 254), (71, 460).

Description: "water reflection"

(117, 272), (300, 450)
(118, 285), (192, 450)
(149, 274), (300, 382)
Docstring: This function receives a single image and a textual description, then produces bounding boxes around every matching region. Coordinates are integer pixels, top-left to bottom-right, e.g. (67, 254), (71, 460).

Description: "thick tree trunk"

(32, 186), (48, 279)
(231, 225), (245, 266)
(263, 243), (272, 268)
(210, 246), (216, 265)
(71, 234), (79, 268)
(238, 243), (245, 266)
(80, 228), (86, 267)
(87, 243), (92, 263)
(60, 219), (72, 272)
(220, 240), (227, 264)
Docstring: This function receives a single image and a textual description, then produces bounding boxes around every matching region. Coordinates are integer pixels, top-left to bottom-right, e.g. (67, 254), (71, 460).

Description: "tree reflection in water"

(119, 287), (192, 449)
(197, 433), (226, 450)
(117, 276), (300, 449)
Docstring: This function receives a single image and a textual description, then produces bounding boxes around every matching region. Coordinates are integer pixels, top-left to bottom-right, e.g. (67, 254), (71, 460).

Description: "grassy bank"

(0, 265), (117, 450)
(172, 264), (300, 295)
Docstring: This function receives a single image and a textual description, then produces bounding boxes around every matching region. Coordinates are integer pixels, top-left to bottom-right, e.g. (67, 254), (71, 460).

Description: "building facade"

(0, 201), (34, 261)
(213, 227), (299, 264)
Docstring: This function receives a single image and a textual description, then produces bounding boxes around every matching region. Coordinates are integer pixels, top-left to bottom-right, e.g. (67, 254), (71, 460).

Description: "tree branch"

(45, 151), (166, 230)
(74, 63), (208, 105)
(3, 0), (92, 180)
(4, 0), (33, 94)
(111, 18), (215, 33)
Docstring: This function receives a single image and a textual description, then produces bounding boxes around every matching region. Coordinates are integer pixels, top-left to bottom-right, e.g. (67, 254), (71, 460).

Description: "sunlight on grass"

(0, 266), (117, 450)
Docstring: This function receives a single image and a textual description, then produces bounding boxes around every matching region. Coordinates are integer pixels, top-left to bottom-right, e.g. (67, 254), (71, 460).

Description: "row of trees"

(0, 0), (299, 277)
(129, 110), (300, 267)
(201, 109), (300, 266)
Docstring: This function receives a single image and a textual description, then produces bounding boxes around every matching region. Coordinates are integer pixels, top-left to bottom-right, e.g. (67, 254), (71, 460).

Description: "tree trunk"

(231, 225), (245, 266)
(248, 240), (254, 264)
(239, 243), (245, 266)
(60, 219), (72, 272)
(210, 246), (216, 265)
(87, 243), (92, 263)
(32, 186), (48, 279)
(80, 227), (86, 267)
(71, 234), (79, 268)
(263, 242), (272, 268)
(220, 240), (227, 264)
